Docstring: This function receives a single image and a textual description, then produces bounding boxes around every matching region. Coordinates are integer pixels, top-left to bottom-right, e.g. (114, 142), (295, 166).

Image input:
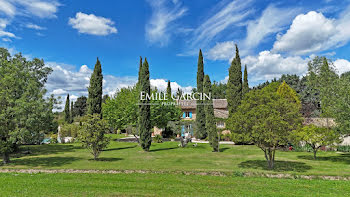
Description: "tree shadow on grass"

(8, 157), (81, 167)
(298, 153), (350, 164)
(219, 147), (230, 152)
(239, 160), (312, 172)
(88, 158), (124, 162)
(16, 144), (82, 158)
(103, 145), (137, 152)
(150, 147), (179, 152)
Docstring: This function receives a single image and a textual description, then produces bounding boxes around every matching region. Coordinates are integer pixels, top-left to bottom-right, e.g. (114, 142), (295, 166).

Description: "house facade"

(178, 99), (229, 137)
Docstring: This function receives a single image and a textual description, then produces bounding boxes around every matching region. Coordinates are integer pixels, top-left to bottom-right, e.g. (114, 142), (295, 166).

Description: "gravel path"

(0, 168), (349, 181)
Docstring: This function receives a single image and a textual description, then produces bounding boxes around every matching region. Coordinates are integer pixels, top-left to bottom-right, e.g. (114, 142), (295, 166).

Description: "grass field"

(1, 173), (350, 197)
(1, 135), (350, 196)
(1, 135), (349, 176)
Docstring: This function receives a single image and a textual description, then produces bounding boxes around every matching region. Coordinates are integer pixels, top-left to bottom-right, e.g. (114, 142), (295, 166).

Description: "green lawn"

(1, 172), (350, 197)
(1, 136), (350, 177)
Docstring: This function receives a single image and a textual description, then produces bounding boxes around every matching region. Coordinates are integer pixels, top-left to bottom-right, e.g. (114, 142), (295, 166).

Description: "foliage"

(138, 58), (152, 151)
(204, 75), (218, 152)
(72, 96), (87, 118)
(242, 65), (249, 97)
(227, 44), (242, 117)
(333, 77), (350, 134)
(103, 87), (139, 131)
(87, 58), (103, 116)
(153, 134), (163, 143)
(337, 145), (350, 152)
(227, 82), (303, 169)
(195, 49), (206, 139)
(64, 94), (71, 123)
(50, 133), (58, 144)
(211, 81), (226, 99)
(79, 114), (110, 160)
(150, 90), (182, 129)
(292, 125), (341, 159)
(306, 56), (338, 119)
(60, 123), (81, 139)
(0, 48), (53, 164)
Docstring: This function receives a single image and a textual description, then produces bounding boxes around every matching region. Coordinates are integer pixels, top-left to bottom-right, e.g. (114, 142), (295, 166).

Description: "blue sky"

(1, 0), (350, 102)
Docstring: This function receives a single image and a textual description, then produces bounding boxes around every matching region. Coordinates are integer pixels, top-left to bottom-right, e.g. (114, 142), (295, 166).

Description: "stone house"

(153, 99), (229, 137)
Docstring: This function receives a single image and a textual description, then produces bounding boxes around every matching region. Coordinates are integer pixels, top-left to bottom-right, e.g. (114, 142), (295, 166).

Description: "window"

(183, 112), (192, 118)
(217, 121), (225, 128)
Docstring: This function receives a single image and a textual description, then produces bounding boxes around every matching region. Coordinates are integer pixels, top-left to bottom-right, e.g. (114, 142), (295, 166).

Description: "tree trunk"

(313, 149), (317, 160)
(3, 152), (10, 164)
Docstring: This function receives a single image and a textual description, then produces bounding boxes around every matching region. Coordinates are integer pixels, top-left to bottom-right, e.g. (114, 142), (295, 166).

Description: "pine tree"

(227, 44), (242, 117)
(204, 75), (219, 152)
(64, 94), (70, 123)
(70, 101), (74, 123)
(166, 80), (172, 100)
(87, 58), (103, 117)
(196, 49), (206, 139)
(242, 65), (249, 97)
(138, 58), (152, 151)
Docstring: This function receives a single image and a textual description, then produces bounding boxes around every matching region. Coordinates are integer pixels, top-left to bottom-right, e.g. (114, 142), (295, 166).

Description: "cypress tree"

(166, 80), (172, 100)
(70, 101), (74, 123)
(138, 58), (152, 151)
(64, 94), (70, 123)
(242, 65), (249, 97)
(196, 49), (206, 139)
(204, 75), (218, 152)
(226, 44), (242, 117)
(87, 58), (103, 116)
(137, 56), (143, 85)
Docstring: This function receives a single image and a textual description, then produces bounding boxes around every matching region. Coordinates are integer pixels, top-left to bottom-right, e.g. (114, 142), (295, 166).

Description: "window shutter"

(183, 112), (186, 118)
(189, 112), (192, 118)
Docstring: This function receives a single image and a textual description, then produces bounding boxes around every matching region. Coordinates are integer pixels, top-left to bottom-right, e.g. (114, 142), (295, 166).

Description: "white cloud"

(52, 88), (67, 95)
(150, 79), (192, 93)
(273, 7), (350, 55)
(242, 50), (309, 82)
(334, 59), (350, 75)
(0, 18), (16, 38)
(190, 0), (254, 49)
(145, 0), (187, 46)
(0, 0), (16, 16)
(2, 37), (11, 42)
(207, 41), (235, 61)
(18, 0), (60, 18)
(68, 12), (117, 36)
(26, 23), (46, 30)
(244, 5), (299, 49)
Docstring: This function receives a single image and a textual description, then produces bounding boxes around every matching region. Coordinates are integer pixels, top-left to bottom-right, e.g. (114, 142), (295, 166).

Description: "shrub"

(50, 133), (58, 144)
(79, 114), (111, 160)
(153, 134), (163, 143)
(337, 145), (350, 152)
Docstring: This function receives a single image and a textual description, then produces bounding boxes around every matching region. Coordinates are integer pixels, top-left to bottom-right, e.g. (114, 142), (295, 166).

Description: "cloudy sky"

(1, 0), (350, 103)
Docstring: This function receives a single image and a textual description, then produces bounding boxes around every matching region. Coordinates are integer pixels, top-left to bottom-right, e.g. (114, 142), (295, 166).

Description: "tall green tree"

(307, 57), (338, 124)
(227, 44), (242, 117)
(242, 65), (249, 97)
(196, 49), (206, 139)
(227, 82), (302, 169)
(138, 58), (152, 151)
(166, 80), (172, 99)
(79, 114), (110, 160)
(72, 96), (87, 117)
(87, 58), (103, 116)
(64, 94), (70, 123)
(0, 48), (53, 164)
(204, 75), (218, 152)
(70, 101), (74, 123)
